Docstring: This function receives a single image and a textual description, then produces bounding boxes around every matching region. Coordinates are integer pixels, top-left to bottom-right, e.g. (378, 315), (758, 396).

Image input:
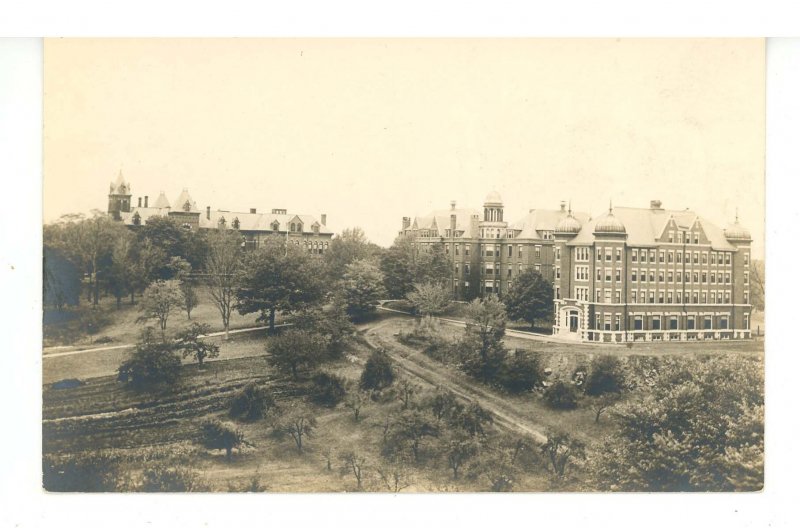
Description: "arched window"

(271, 221), (279, 232)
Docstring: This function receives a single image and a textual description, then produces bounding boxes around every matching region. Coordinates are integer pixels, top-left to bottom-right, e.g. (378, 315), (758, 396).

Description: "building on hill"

(552, 200), (752, 342)
(107, 172), (334, 254)
(399, 192), (589, 300)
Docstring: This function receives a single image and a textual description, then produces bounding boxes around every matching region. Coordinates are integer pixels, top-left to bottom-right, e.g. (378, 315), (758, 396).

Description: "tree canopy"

(504, 269), (554, 329)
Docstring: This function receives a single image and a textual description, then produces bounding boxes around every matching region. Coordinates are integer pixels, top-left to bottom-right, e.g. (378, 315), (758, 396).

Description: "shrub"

(584, 355), (625, 396)
(360, 349), (394, 390)
(497, 350), (543, 393)
(310, 371), (347, 407)
(199, 419), (245, 460)
(229, 382), (276, 421)
(117, 329), (181, 389)
(43, 452), (121, 492)
(544, 380), (579, 410)
(140, 463), (206, 492)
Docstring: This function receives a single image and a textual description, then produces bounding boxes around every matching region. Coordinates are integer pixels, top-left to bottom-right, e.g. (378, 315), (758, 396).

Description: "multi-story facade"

(107, 172), (333, 254)
(400, 192), (588, 300)
(553, 200), (753, 342)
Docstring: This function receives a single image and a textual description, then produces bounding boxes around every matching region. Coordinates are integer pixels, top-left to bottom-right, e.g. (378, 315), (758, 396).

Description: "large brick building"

(107, 172), (334, 254)
(552, 200), (753, 342)
(400, 192), (589, 300)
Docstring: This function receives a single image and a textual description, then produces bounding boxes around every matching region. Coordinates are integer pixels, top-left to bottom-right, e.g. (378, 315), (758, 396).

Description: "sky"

(43, 38), (765, 257)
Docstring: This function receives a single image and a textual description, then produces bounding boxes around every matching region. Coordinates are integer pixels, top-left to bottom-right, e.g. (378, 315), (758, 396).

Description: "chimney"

(321, 214), (327, 226)
(402, 217), (411, 230)
(650, 200), (663, 210)
(450, 212), (457, 236)
(470, 214), (480, 237)
(144, 195), (149, 208)
(249, 208), (256, 214)
(206, 206), (211, 220)
(560, 201), (566, 212)
(450, 200), (456, 211)
(138, 197), (142, 208)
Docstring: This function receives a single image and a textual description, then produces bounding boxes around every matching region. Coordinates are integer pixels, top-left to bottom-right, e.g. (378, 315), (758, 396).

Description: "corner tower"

(107, 170), (132, 220)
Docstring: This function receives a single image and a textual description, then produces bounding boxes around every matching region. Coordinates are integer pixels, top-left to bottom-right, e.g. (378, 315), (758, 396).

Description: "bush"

(229, 382), (276, 421)
(43, 452), (121, 492)
(544, 380), (579, 410)
(584, 355), (625, 396)
(310, 371), (347, 407)
(140, 463), (206, 492)
(199, 419), (245, 460)
(360, 349), (394, 390)
(117, 330), (181, 389)
(497, 350), (543, 393)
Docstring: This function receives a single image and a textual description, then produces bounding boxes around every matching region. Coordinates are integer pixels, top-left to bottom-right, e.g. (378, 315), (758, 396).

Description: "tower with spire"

(107, 170), (132, 221)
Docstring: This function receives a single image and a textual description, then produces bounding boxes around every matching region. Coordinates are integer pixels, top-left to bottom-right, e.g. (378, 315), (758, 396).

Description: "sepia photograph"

(39, 38), (766, 494)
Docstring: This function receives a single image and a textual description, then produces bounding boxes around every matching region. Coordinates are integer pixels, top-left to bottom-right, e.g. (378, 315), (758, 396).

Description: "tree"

(396, 379), (419, 410)
(386, 409), (439, 463)
(204, 229), (242, 339)
(544, 380), (580, 410)
(169, 257), (198, 319)
(441, 432), (480, 480)
(376, 454), (412, 492)
(267, 329), (328, 380)
(136, 280), (185, 340)
(380, 236), (417, 299)
(129, 237), (166, 305)
(345, 389), (368, 422)
(460, 296), (508, 383)
(43, 246), (80, 310)
(584, 355), (625, 396)
(497, 350), (543, 393)
(291, 302), (355, 359)
(108, 232), (137, 309)
(175, 322), (219, 367)
(590, 392), (621, 423)
(236, 237), (325, 333)
(339, 450), (369, 491)
(138, 215), (208, 274)
(200, 419), (246, 460)
(406, 281), (452, 318)
(323, 227), (381, 283)
(452, 402), (493, 437)
(541, 431), (586, 478)
(117, 327), (181, 388)
(426, 388), (462, 424)
(278, 408), (318, 453)
(750, 259), (765, 312)
(504, 269), (554, 329)
(360, 349), (395, 390)
(590, 355), (764, 492)
(414, 244), (451, 286)
(229, 382), (278, 422)
(338, 259), (387, 321)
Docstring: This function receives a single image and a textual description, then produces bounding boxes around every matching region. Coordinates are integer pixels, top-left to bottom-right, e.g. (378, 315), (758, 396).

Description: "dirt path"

(361, 317), (548, 444)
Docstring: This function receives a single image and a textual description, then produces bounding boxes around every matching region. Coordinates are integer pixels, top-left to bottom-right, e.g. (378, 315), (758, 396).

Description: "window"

(632, 251), (638, 263)
(648, 291), (655, 304)
(678, 232), (684, 244)
(703, 316), (712, 330)
(518, 264), (522, 274)
(677, 252), (682, 264)
(702, 252), (708, 265)
(677, 272), (682, 283)
(744, 291), (749, 304)
(649, 250), (656, 263)
(535, 245), (541, 258)
(485, 245), (494, 257)
(724, 291), (730, 304)
(692, 292), (698, 304)
(596, 268), (602, 281)
(668, 271), (673, 283)
(693, 233), (699, 244)
(693, 252), (699, 264)
(605, 269), (612, 282)
(725, 272), (731, 284)
(710, 273), (716, 284)
(507, 266), (512, 277)
(744, 271), (749, 285)
(659, 251), (665, 263)
(744, 314), (750, 330)
(725, 253), (731, 265)
(693, 272), (699, 283)
(615, 269), (621, 282)
(508, 245), (513, 257)
(464, 264), (470, 274)
(702, 272), (707, 284)
(555, 266), (560, 279)
(669, 316), (678, 330)
(575, 247), (590, 261)
(640, 250), (647, 262)
(455, 263), (460, 275)
(658, 271), (664, 283)
(555, 286), (560, 299)
(711, 253), (717, 265)
(640, 291), (646, 303)
(596, 250), (602, 262)
(667, 291), (673, 303)
(631, 270), (638, 282)
(649, 271), (655, 283)
(631, 289), (637, 302)
(596, 314), (602, 330)
(710, 291), (716, 304)
(605, 290), (612, 303)
(652, 317), (661, 331)
(465, 245), (470, 256)
(658, 291), (664, 304)
(634, 316), (643, 330)
(701, 292), (707, 303)
(616, 248), (622, 262)
(575, 266), (589, 281)
(744, 253), (750, 266)
(615, 315), (621, 331)
(604, 314), (611, 331)
(668, 251), (674, 263)
(605, 248), (612, 262)
(687, 317), (696, 330)
(456, 245), (460, 256)
(668, 230), (674, 243)
(554, 247), (559, 260)
(595, 289), (602, 302)
(615, 291), (621, 303)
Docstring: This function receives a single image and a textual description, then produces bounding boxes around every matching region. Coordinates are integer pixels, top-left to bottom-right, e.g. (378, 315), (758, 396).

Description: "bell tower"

(108, 170), (132, 221)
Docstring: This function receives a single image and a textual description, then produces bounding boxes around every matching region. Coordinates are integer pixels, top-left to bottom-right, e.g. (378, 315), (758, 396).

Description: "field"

(42, 309), (764, 492)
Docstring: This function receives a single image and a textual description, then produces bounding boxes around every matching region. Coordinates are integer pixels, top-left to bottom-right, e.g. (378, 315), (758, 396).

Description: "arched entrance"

(568, 310), (580, 333)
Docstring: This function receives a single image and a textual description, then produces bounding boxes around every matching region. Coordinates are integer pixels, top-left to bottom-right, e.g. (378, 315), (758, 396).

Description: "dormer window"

(183, 200), (192, 212)
(232, 217), (240, 230)
(132, 211), (141, 226)
(271, 221), (280, 232)
(313, 224), (319, 235)
(218, 217), (226, 228)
